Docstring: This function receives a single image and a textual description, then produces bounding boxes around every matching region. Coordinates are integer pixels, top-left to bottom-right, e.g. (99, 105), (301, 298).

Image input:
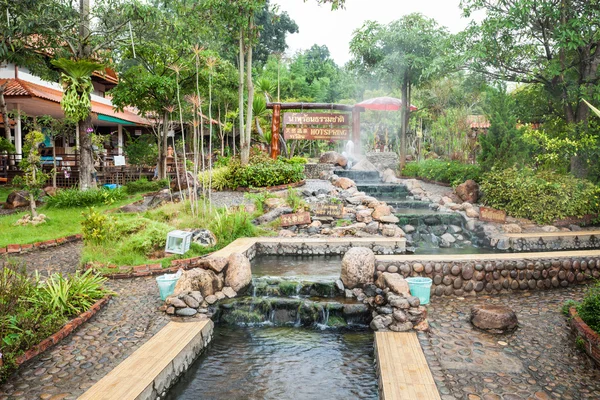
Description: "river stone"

(341, 247), (376, 289)
(470, 305), (518, 333)
(225, 253), (252, 293)
(175, 307), (197, 317)
(205, 295), (218, 305)
(370, 315), (393, 331)
(389, 322), (413, 332)
(372, 205), (392, 220)
(375, 272), (410, 296)
(175, 268), (223, 297)
(334, 177), (356, 190)
(407, 296), (420, 307)
(222, 286), (237, 298)
(166, 297), (187, 308)
(389, 297), (410, 309)
(166, 306), (175, 315)
(189, 291), (203, 303)
(182, 294), (200, 308)
(393, 310), (408, 322)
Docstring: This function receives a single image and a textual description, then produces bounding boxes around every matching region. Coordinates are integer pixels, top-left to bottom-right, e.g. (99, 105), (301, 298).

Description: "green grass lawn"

(0, 195), (142, 247)
(0, 185), (15, 203)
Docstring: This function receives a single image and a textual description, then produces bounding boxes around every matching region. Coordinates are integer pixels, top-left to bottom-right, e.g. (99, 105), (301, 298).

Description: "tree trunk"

(0, 83), (11, 141)
(52, 138), (57, 188)
(78, 116), (96, 190)
(399, 72), (409, 171)
(238, 30), (247, 165)
(243, 21), (254, 166)
(160, 111), (168, 179)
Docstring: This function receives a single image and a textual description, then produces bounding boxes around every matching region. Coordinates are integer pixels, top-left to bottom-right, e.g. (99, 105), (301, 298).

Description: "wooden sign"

(284, 127), (350, 141)
(283, 112), (350, 126)
(479, 206), (507, 223)
(314, 202), (344, 217)
(280, 211), (311, 227)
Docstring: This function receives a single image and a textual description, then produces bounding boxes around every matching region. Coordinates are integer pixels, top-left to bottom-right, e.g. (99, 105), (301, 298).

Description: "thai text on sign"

(283, 112), (350, 126)
(280, 211), (312, 227)
(479, 206), (507, 223)
(284, 127), (349, 141)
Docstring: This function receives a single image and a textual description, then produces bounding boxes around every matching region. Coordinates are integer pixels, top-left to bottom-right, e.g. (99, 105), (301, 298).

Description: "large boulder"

(225, 253), (252, 292)
(334, 177), (356, 190)
(4, 191), (30, 209)
(43, 186), (59, 197)
(375, 272), (410, 296)
(191, 229), (217, 247)
(455, 180), (480, 203)
(319, 151), (348, 167)
(175, 268), (223, 297)
(470, 305), (518, 333)
(341, 247), (376, 289)
(372, 205), (392, 220)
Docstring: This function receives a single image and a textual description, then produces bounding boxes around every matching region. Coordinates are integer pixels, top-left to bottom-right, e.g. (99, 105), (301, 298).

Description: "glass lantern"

(165, 230), (192, 255)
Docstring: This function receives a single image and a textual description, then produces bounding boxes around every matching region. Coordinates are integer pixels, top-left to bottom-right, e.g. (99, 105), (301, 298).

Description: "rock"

(215, 291), (226, 300)
(204, 256), (228, 273)
(376, 272), (410, 296)
(334, 177), (356, 190)
(466, 208), (479, 218)
(175, 268), (223, 298)
(253, 206), (293, 225)
(356, 209), (373, 222)
(502, 224), (522, 234)
(4, 190), (30, 209)
(166, 306), (175, 315)
(351, 158), (378, 171)
(189, 291), (203, 303)
(225, 253), (252, 292)
(389, 322), (413, 332)
(378, 215), (400, 224)
(389, 296), (410, 309)
(119, 204), (147, 213)
(345, 289), (353, 298)
(43, 186), (58, 197)
(370, 315), (393, 331)
(381, 169), (397, 183)
(182, 294), (200, 308)
(403, 224), (415, 234)
(278, 229), (296, 237)
(372, 205), (392, 220)
(264, 197), (286, 210)
(171, 170), (200, 191)
(340, 247), (376, 289)
(319, 169), (334, 180)
(455, 179), (480, 203)
(541, 225), (560, 233)
(141, 190), (173, 210)
(407, 296), (420, 307)
(175, 307), (197, 317)
(441, 233), (456, 244)
(309, 220), (322, 228)
(319, 151), (348, 167)
(413, 320), (430, 332)
(335, 279), (345, 291)
(205, 295), (218, 305)
(470, 305), (518, 333)
(191, 229), (217, 247)
(440, 196), (454, 205)
(393, 310), (408, 322)
(166, 296), (187, 308)
(365, 221), (380, 234)
(222, 286), (237, 298)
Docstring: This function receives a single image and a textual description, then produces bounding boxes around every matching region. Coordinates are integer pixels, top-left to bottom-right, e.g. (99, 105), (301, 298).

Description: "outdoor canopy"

(355, 96), (418, 111)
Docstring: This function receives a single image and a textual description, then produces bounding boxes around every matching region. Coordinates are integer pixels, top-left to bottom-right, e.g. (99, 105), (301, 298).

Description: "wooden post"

(271, 104), (280, 159)
(352, 107), (361, 154)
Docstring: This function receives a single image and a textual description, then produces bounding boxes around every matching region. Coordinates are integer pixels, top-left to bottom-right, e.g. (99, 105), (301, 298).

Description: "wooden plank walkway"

(375, 332), (441, 400)
(79, 319), (213, 400)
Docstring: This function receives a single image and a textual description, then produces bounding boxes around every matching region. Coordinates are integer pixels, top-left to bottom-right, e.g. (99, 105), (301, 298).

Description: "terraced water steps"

(375, 331), (441, 400)
(335, 169), (381, 183)
(79, 319), (213, 400)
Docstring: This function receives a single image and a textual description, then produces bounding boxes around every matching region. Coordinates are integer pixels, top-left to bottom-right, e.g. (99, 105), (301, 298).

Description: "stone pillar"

(117, 124), (123, 155)
(14, 104), (22, 161)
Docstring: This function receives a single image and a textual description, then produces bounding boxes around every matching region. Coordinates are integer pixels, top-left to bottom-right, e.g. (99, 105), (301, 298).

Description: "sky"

(272, 0), (475, 66)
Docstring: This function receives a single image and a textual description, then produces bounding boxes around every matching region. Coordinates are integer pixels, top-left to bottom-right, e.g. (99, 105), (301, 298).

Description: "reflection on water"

(251, 255), (342, 279)
(167, 326), (378, 400)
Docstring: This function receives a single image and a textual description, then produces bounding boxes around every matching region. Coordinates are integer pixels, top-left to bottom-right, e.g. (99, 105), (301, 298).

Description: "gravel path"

(0, 277), (171, 400)
(420, 285), (600, 400)
(1, 242), (83, 277)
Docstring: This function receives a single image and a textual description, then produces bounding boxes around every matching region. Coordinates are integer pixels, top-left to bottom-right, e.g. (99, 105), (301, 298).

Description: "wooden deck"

(375, 332), (441, 400)
(79, 319), (213, 400)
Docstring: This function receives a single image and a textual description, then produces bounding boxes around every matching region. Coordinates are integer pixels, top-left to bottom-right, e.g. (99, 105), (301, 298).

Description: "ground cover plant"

(45, 187), (127, 208)
(576, 282), (600, 334)
(81, 201), (267, 269)
(0, 186), (13, 203)
(0, 262), (111, 380)
(0, 195), (142, 247)
(480, 168), (600, 225)
(401, 159), (482, 186)
(123, 178), (170, 195)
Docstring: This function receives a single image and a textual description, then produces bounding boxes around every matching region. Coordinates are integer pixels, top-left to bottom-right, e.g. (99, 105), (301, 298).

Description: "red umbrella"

(355, 96), (418, 111)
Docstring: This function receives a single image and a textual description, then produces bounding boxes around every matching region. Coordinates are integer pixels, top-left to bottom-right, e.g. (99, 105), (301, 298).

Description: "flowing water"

(166, 326), (378, 400)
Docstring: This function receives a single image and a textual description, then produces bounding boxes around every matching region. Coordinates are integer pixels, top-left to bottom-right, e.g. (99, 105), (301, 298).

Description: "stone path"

(0, 277), (170, 400)
(420, 286), (600, 400)
(1, 242), (83, 277)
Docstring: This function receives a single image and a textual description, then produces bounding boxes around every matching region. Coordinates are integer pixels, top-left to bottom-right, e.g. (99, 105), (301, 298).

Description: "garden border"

(569, 307), (600, 366)
(13, 295), (111, 366)
(0, 234), (82, 255)
(233, 179), (306, 192)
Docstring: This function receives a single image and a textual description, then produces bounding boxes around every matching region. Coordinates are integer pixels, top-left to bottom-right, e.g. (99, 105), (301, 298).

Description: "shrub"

(401, 160), (482, 186)
(283, 156), (308, 165)
(46, 187), (127, 208)
(210, 208), (257, 243)
(81, 208), (116, 244)
(577, 281), (600, 334)
(124, 178), (169, 194)
(125, 220), (172, 254)
(480, 168), (600, 224)
(198, 167), (230, 192)
(226, 158), (304, 189)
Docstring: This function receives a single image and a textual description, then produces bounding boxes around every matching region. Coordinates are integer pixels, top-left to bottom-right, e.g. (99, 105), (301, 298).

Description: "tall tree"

(349, 14), (449, 169)
(461, 0), (600, 177)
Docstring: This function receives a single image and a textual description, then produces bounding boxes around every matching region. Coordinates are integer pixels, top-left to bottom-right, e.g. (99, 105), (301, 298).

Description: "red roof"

(467, 115), (490, 129)
(1, 78), (147, 125)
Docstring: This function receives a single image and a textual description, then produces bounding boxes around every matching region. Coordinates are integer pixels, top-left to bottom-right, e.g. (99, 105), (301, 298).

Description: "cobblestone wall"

(304, 163), (334, 179)
(366, 152), (398, 171)
(375, 255), (600, 297)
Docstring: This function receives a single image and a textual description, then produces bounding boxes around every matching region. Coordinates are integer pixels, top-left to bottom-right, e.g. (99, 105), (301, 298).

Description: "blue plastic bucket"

(103, 184), (119, 190)
(156, 274), (179, 300)
(405, 277), (433, 305)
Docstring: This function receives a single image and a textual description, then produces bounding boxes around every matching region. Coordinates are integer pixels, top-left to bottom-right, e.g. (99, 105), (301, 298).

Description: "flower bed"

(569, 307), (600, 366)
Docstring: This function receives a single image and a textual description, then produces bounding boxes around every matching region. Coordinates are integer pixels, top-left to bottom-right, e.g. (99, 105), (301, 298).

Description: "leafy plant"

(81, 207), (116, 244)
(285, 188), (306, 212)
(244, 190), (277, 214)
(46, 187), (127, 208)
(577, 281), (600, 334)
(0, 137), (15, 153)
(12, 131), (48, 217)
(124, 134), (158, 169)
(124, 178), (169, 195)
(480, 168), (600, 224)
(210, 207), (257, 243)
(283, 156), (308, 164)
(402, 159), (482, 186)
